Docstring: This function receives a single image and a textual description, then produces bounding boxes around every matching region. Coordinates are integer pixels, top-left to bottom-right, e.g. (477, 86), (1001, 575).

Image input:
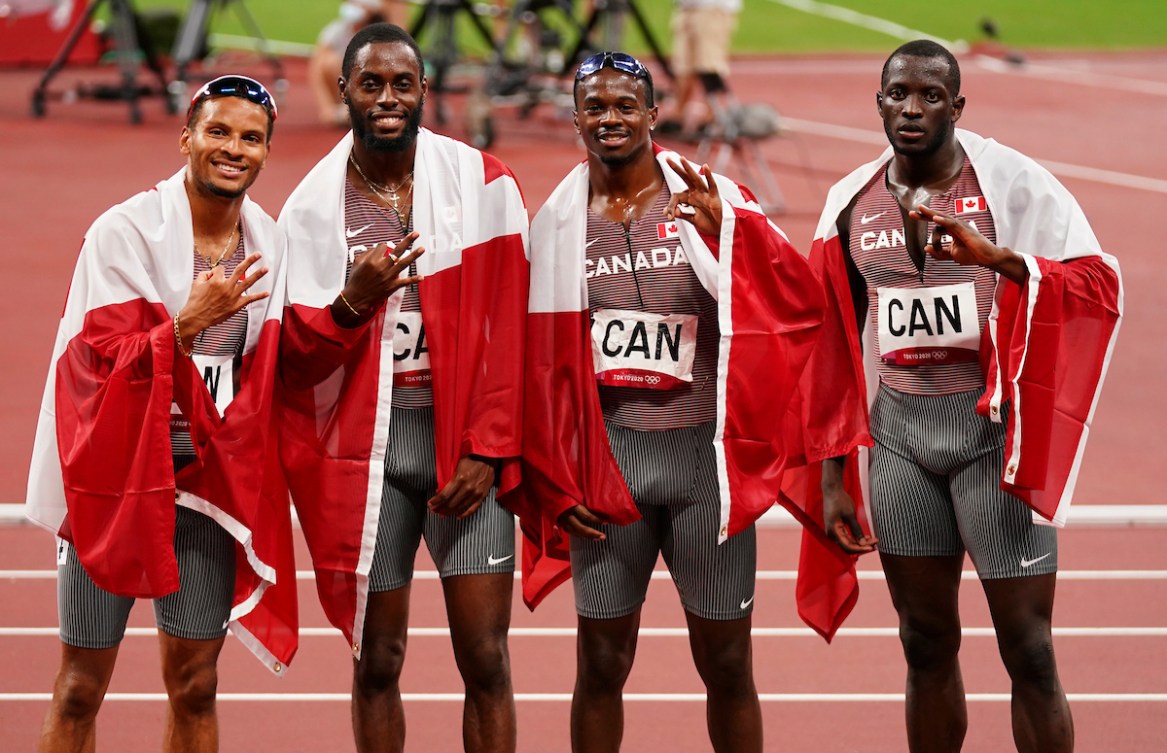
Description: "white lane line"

(974, 55), (1167, 96)
(780, 117), (1167, 194)
(5, 503), (1167, 526)
(765, 0), (956, 48)
(3, 626), (1165, 638)
(3, 569), (1166, 581)
(1, 692), (1164, 703)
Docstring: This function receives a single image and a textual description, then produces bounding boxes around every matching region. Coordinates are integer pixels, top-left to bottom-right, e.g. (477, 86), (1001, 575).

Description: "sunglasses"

(188, 75), (278, 120)
(575, 52), (650, 81)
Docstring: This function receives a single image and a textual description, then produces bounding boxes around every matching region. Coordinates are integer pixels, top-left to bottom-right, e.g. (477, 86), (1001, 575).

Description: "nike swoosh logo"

(1020, 553), (1051, 568)
(859, 212), (886, 225)
(740, 596), (755, 610)
(585, 238), (600, 249)
(346, 223), (373, 238)
(487, 554), (514, 566)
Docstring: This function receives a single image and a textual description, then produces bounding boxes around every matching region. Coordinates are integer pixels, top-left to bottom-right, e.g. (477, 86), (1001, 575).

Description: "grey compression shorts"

(571, 420), (757, 621)
(58, 505), (235, 648)
(368, 406), (515, 591)
(869, 384), (1058, 579)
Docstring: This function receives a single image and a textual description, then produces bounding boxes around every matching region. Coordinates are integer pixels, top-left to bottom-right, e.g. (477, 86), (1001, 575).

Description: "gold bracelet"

(174, 313), (193, 358)
(338, 292), (362, 318)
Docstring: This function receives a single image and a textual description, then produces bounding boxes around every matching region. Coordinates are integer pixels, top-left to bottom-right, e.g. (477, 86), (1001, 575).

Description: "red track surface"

(1, 48), (1165, 752)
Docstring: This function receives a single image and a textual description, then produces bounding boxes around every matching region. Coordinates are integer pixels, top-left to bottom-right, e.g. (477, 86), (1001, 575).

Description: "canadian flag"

(657, 222), (680, 239)
(955, 196), (987, 214)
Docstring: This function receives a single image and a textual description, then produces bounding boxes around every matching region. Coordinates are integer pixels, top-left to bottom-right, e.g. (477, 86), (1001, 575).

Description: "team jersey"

(343, 179), (432, 409)
(585, 183), (719, 430)
(848, 159), (998, 396)
(171, 234), (248, 466)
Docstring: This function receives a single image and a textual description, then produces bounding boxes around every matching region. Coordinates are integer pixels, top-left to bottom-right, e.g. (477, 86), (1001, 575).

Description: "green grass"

(131, 0), (1167, 54)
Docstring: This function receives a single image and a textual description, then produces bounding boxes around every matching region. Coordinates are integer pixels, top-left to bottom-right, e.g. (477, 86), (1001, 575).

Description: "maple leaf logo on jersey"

(955, 196), (987, 214)
(657, 222), (680, 240)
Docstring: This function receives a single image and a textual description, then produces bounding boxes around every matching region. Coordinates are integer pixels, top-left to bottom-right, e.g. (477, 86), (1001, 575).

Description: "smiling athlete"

(522, 51), (824, 752)
(28, 75), (295, 753)
(278, 23), (530, 753)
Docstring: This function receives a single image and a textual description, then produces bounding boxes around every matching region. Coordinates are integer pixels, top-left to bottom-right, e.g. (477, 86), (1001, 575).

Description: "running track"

(1, 47), (1164, 752)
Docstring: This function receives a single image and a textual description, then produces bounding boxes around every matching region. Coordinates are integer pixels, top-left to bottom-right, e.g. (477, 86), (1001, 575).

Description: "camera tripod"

(171, 0), (284, 100)
(30, 0), (174, 124)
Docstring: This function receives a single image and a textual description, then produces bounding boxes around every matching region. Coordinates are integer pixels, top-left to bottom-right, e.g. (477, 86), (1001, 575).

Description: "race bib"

(877, 283), (980, 366)
(590, 308), (698, 390)
(392, 311), (431, 388)
(192, 354), (235, 416)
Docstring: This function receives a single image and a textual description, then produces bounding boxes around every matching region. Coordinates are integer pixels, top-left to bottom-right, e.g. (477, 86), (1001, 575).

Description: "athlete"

(523, 51), (824, 752)
(278, 23), (529, 753)
(26, 75), (295, 753)
(802, 40), (1122, 753)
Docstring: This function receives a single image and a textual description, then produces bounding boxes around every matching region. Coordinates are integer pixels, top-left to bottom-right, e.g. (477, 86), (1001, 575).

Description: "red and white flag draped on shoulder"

(26, 170), (298, 674)
(278, 130), (529, 655)
(520, 146), (825, 609)
(786, 128), (1124, 640)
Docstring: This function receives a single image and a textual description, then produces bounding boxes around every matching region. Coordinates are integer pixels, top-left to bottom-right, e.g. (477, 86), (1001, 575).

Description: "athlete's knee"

(163, 660), (219, 718)
(998, 629), (1060, 689)
(455, 632), (512, 695)
(354, 635), (407, 696)
(694, 641), (755, 697)
(52, 667), (107, 722)
(899, 619), (961, 672)
(577, 634), (636, 694)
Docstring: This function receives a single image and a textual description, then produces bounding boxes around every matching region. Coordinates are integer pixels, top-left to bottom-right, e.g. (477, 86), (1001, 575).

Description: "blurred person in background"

(660, 0), (740, 140)
(311, 0), (410, 126)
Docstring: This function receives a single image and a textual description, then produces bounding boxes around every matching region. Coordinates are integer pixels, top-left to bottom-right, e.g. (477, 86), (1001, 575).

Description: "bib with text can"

(876, 282), (980, 366)
(392, 311), (432, 388)
(591, 308), (698, 390)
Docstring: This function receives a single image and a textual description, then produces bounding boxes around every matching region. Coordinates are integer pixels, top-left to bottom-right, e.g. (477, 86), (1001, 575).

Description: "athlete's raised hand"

(664, 158), (722, 236)
(336, 232), (425, 324)
(177, 252), (269, 346)
(912, 204), (1028, 284)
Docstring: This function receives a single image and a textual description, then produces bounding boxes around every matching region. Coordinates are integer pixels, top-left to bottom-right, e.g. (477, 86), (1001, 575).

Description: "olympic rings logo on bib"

(590, 308), (698, 391)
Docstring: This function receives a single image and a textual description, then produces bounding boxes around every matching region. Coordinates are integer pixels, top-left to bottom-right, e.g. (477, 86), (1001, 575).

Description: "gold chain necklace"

(195, 223), (238, 268)
(349, 152), (414, 213)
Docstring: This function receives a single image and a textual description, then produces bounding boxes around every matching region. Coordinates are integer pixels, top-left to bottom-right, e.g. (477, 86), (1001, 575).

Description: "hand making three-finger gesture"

(664, 158), (723, 236)
(176, 252), (269, 351)
(911, 204), (1028, 284)
(334, 231), (426, 325)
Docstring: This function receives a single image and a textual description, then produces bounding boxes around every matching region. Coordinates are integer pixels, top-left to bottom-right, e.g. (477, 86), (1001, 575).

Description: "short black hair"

(882, 39), (961, 95)
(342, 22), (424, 81)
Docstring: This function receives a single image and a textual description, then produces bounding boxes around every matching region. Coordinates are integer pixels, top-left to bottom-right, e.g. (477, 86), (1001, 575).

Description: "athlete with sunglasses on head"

(28, 75), (297, 753)
(521, 52), (825, 752)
